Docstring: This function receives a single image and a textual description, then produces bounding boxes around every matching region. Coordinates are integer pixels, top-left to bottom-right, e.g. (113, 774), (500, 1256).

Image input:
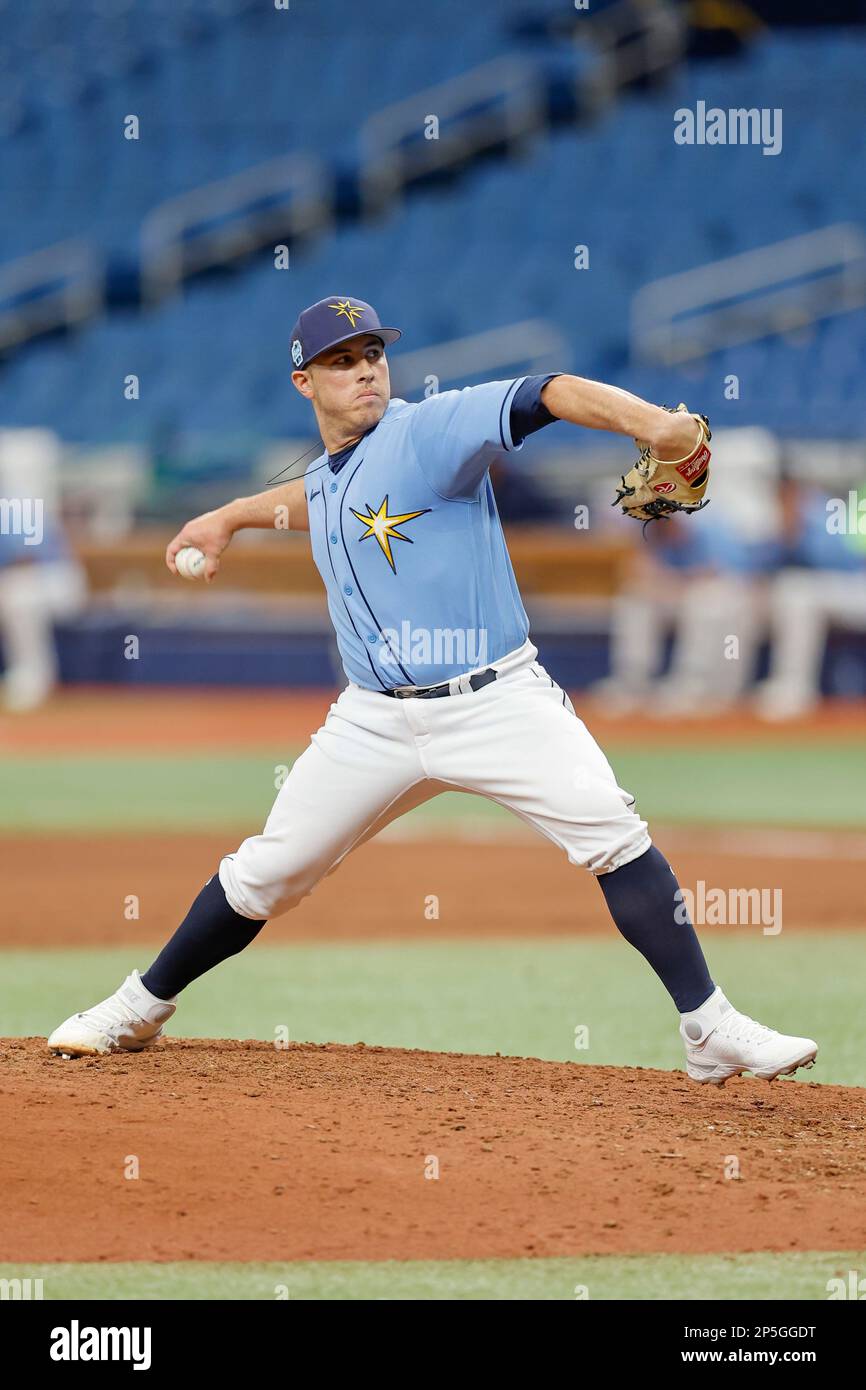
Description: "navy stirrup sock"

(141, 874), (266, 1000)
(144, 850), (711, 1009)
(597, 845), (714, 1013)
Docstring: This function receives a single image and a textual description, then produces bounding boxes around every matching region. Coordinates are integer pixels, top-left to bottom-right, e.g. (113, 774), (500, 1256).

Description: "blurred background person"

(755, 480), (866, 720)
(591, 429), (783, 715)
(0, 430), (87, 712)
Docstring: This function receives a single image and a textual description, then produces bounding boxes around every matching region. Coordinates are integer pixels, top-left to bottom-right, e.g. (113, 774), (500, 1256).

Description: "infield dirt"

(4, 1038), (865, 1263)
(3, 834), (865, 947)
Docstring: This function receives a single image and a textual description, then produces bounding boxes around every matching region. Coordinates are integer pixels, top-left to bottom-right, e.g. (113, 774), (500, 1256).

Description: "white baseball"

(175, 545), (207, 581)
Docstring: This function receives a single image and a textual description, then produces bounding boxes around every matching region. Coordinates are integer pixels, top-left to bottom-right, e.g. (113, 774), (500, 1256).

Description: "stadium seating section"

(0, 1), (864, 441)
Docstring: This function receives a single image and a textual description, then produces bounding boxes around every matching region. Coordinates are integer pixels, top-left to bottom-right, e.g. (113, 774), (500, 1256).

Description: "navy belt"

(384, 667), (498, 699)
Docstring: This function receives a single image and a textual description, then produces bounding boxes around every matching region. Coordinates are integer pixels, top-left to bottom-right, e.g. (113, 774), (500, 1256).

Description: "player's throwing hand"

(165, 508), (235, 583)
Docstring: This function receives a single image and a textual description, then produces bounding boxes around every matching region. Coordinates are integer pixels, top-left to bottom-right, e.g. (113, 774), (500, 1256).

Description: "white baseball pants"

(761, 567), (866, 704)
(219, 638), (651, 921)
(0, 559), (87, 711)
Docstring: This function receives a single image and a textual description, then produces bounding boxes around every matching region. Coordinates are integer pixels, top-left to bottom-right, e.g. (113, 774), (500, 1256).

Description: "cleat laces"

(713, 1012), (776, 1047)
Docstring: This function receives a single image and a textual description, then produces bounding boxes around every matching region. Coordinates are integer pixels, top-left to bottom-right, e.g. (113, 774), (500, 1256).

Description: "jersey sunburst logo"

(329, 299), (365, 328)
(350, 496), (431, 573)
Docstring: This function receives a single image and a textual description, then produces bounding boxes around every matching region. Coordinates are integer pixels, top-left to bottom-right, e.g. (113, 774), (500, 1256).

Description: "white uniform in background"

(595, 430), (781, 715)
(757, 567), (866, 718)
(0, 429), (87, 711)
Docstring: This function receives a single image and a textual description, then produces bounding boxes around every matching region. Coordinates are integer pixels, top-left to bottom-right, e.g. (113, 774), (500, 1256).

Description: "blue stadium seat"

(0, 16), (864, 439)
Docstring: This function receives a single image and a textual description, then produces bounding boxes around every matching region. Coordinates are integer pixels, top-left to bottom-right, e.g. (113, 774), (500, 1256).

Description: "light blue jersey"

(304, 378), (531, 690)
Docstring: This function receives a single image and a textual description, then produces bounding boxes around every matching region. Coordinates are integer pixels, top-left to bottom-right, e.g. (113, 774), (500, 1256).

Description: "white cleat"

(47, 970), (177, 1058)
(680, 986), (818, 1086)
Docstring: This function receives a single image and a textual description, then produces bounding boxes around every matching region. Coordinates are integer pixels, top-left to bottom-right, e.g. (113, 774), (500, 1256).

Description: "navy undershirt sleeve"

(509, 373), (563, 446)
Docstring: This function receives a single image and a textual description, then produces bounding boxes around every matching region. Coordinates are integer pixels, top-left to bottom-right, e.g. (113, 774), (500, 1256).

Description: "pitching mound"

(4, 1039), (865, 1263)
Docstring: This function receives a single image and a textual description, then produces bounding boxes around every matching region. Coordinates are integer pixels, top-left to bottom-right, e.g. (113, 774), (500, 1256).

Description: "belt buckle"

(391, 684), (418, 699)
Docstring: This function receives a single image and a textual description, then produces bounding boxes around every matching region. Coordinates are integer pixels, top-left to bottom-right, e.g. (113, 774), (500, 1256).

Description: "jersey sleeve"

(409, 378), (526, 501)
(509, 373), (563, 445)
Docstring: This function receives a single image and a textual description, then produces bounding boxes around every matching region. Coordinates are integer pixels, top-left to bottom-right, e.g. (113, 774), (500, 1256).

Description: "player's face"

(296, 335), (390, 440)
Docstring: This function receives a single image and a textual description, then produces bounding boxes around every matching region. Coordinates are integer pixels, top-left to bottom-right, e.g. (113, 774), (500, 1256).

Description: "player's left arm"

(540, 375), (703, 462)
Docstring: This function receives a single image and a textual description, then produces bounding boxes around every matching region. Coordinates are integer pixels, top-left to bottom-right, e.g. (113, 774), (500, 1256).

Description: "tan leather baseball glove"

(613, 404), (711, 524)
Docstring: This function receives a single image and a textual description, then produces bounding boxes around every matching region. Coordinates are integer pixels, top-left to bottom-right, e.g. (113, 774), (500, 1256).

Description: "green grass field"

(2, 1252), (862, 1300)
(2, 741), (866, 831)
(7, 934), (864, 1084)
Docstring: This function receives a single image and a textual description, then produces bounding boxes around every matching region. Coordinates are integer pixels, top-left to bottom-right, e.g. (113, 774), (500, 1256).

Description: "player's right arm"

(165, 478), (309, 582)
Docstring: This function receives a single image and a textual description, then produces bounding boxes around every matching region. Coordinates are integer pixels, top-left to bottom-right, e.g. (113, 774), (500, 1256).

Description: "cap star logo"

(350, 495), (431, 573)
(329, 299), (365, 328)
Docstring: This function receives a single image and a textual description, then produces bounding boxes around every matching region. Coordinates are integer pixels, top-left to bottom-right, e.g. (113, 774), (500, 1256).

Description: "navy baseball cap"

(290, 296), (401, 370)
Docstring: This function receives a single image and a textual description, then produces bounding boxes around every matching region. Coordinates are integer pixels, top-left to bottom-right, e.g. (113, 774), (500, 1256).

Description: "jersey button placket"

(326, 480), (338, 545)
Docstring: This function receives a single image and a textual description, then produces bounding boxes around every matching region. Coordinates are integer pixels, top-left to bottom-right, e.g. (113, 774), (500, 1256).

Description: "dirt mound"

(3, 1039), (864, 1263)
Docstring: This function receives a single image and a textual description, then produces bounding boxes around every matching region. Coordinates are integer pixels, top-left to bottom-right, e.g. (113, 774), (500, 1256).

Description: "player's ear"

(291, 368), (314, 400)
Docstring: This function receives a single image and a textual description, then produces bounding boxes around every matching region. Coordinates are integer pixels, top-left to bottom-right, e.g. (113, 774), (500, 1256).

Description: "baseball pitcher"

(48, 296), (818, 1085)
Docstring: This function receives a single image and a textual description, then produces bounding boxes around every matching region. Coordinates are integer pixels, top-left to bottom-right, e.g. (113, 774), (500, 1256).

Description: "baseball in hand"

(175, 545), (207, 580)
